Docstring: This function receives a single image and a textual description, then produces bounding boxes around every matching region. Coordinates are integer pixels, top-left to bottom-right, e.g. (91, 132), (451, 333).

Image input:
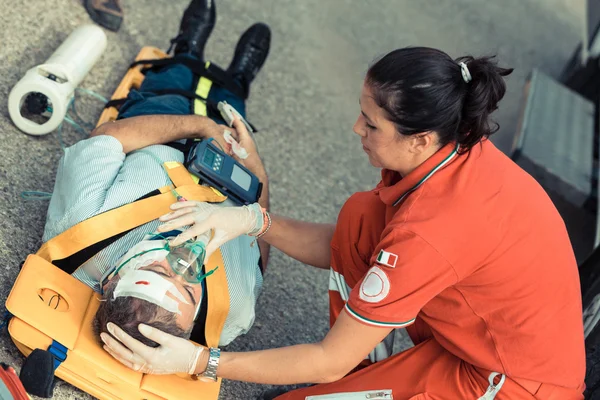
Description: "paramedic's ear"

(408, 131), (436, 154)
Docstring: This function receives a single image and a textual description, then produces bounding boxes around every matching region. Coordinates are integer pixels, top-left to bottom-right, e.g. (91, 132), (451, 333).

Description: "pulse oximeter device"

(185, 138), (263, 206)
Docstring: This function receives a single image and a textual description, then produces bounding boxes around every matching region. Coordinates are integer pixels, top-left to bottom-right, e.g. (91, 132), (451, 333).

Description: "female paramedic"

(101, 47), (586, 399)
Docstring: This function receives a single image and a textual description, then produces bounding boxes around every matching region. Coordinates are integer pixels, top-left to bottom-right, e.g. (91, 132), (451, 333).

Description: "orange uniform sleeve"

(345, 229), (458, 328)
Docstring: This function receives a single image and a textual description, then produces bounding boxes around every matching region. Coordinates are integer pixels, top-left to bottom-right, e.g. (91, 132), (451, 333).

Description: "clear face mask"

(114, 231), (214, 284)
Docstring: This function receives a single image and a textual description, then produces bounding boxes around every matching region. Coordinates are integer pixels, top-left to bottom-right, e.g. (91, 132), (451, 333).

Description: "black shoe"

(169, 0), (216, 59)
(84, 0), (124, 32)
(227, 23), (271, 97)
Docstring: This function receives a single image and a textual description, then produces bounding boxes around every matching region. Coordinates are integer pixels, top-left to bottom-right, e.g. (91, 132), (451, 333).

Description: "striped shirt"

(42, 135), (262, 346)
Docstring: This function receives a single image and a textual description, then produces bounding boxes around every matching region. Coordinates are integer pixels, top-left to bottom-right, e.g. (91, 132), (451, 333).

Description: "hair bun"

(455, 56), (513, 149)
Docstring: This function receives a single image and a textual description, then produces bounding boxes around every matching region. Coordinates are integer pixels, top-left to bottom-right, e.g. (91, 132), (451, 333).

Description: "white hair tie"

(459, 62), (472, 83)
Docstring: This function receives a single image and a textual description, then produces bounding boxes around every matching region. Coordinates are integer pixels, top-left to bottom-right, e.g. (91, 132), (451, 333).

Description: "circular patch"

(359, 266), (390, 303)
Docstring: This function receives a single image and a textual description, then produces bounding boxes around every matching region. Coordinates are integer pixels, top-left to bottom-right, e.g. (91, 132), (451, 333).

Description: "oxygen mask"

(115, 230), (213, 284)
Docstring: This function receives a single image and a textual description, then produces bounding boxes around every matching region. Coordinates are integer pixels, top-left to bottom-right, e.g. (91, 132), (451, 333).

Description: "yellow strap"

(161, 165), (229, 347)
(38, 184), (226, 262)
(203, 249), (229, 348)
(164, 162), (196, 187)
(38, 162), (226, 262)
(194, 61), (214, 116)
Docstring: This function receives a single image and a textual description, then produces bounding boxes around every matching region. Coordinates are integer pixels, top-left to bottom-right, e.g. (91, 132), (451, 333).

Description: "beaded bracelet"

(255, 210), (272, 239)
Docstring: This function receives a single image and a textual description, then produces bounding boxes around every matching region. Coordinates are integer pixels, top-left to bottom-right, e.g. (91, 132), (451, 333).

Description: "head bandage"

(115, 239), (170, 276)
(459, 62), (472, 83)
(113, 269), (189, 315)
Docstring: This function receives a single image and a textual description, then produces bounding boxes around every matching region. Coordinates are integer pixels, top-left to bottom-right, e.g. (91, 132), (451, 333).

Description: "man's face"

(103, 256), (204, 331)
(138, 258), (203, 330)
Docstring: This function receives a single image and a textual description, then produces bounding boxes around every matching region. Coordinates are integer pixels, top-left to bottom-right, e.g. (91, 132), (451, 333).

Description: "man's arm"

(42, 136), (126, 241)
(91, 115), (225, 154)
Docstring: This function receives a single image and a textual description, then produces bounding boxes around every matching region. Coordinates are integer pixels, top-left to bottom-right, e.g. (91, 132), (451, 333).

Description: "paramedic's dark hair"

(93, 280), (192, 348)
(366, 47), (513, 152)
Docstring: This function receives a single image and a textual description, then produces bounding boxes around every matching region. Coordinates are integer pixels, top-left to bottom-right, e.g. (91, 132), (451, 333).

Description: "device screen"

(203, 149), (216, 166)
(231, 164), (251, 190)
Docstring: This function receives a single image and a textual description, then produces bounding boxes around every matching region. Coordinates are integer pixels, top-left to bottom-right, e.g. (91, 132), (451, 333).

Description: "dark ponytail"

(366, 47), (513, 152)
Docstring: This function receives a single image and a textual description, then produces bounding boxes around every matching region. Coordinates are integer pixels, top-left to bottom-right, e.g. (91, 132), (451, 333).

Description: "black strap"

(150, 88), (258, 132)
(103, 89), (212, 110)
(130, 58), (247, 99)
(150, 88), (216, 110)
(103, 87), (217, 115)
(104, 98), (128, 109)
(189, 268), (209, 346)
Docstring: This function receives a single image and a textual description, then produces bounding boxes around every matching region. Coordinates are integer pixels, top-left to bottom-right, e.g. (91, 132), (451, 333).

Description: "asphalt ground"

(0, 0), (586, 398)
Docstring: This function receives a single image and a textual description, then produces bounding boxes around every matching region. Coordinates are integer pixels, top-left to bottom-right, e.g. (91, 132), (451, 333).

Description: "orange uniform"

(279, 141), (585, 400)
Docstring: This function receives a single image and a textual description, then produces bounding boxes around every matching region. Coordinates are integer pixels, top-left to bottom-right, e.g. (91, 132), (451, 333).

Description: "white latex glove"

(100, 322), (205, 375)
(157, 201), (264, 259)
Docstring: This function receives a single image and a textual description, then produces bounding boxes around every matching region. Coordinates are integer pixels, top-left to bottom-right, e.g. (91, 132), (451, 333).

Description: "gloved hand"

(100, 322), (205, 375)
(158, 201), (265, 259)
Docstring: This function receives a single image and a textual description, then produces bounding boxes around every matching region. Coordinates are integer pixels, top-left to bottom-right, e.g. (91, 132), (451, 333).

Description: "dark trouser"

(117, 55), (246, 153)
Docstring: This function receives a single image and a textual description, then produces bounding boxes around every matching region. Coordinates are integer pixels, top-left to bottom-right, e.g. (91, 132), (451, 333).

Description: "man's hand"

(100, 322), (206, 375)
(201, 122), (236, 157)
(229, 117), (266, 178)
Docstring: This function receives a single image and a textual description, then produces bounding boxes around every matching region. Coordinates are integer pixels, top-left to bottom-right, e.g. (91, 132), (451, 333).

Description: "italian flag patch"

(376, 250), (398, 268)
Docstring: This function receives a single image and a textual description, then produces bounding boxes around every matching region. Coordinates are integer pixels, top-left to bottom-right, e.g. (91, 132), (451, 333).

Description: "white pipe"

(8, 25), (107, 135)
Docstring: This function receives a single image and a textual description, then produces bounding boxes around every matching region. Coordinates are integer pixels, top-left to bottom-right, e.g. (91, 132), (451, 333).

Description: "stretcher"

(5, 47), (230, 400)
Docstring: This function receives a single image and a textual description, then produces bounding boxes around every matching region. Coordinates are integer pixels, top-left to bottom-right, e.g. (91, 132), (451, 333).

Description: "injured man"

(41, 0), (271, 348)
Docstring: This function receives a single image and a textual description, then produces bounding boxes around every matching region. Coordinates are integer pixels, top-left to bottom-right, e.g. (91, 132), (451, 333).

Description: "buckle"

(47, 340), (67, 369)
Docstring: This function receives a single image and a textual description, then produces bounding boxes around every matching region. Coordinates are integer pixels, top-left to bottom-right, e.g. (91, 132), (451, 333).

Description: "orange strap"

(202, 249), (228, 348)
(163, 161), (197, 187)
(37, 164), (226, 262)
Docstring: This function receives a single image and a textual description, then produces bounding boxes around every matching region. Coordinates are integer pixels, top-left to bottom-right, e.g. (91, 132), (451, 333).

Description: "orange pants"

(277, 275), (583, 399)
(275, 333), (583, 400)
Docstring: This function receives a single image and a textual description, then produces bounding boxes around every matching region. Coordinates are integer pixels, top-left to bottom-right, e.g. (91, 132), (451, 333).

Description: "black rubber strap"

(104, 98), (128, 109)
(130, 58), (247, 99)
(103, 88), (210, 110)
(104, 88), (216, 114)
(189, 270), (209, 346)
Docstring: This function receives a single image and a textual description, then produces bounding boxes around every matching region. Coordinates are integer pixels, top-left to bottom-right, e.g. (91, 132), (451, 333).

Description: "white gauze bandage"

(115, 238), (170, 275)
(223, 130), (249, 159)
(113, 270), (189, 315)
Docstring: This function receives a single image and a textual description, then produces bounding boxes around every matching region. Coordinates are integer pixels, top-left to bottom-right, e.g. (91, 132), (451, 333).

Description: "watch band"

(200, 347), (221, 382)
